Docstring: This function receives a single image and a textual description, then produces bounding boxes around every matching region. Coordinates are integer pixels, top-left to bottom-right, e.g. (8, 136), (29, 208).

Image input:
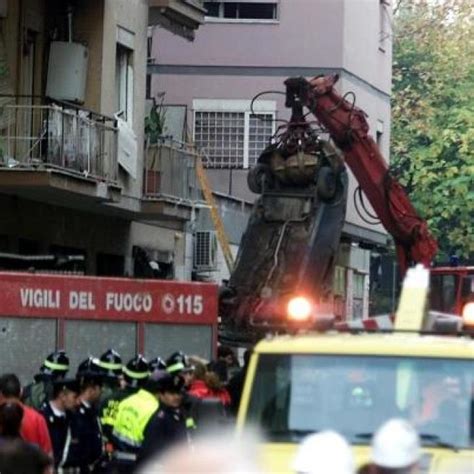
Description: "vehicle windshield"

(246, 354), (473, 448)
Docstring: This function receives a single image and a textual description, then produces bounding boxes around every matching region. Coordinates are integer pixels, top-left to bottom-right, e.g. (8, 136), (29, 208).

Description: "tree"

(391, 0), (474, 260)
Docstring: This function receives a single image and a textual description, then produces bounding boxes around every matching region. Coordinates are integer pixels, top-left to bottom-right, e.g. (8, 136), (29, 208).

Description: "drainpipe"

(67, 4), (73, 43)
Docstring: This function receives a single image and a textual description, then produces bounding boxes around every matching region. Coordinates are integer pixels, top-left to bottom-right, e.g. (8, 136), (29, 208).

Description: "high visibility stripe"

(113, 390), (159, 449)
(59, 426), (72, 467)
(186, 417), (196, 429)
(123, 366), (149, 379)
(113, 430), (142, 448)
(98, 361), (123, 371)
(44, 360), (69, 371)
(166, 362), (185, 373)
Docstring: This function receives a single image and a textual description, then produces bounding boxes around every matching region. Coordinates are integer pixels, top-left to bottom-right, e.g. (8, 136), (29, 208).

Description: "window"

(97, 253), (125, 277)
(376, 120), (384, 148)
(248, 113), (274, 164)
(353, 272), (366, 320)
(115, 44), (134, 123)
(379, 0), (390, 52)
(193, 101), (275, 168)
(247, 354), (473, 448)
(430, 274), (458, 313)
(204, 2), (278, 21)
(333, 266), (346, 297)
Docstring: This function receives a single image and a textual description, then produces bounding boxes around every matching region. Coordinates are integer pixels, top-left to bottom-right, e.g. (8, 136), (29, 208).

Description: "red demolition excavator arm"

(284, 75), (438, 276)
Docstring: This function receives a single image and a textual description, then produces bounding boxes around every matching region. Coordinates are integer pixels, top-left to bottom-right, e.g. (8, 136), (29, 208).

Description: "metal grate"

(194, 110), (274, 168)
(194, 111), (245, 168)
(248, 113), (274, 166)
(194, 231), (217, 270)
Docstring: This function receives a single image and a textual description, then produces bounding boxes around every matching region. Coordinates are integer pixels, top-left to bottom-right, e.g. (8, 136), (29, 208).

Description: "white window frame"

(378, 0), (391, 52)
(193, 99), (276, 169)
(203, 1), (280, 24)
(116, 43), (134, 124)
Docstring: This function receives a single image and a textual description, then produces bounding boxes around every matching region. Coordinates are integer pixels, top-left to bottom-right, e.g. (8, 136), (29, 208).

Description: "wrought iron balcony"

(0, 96), (118, 183)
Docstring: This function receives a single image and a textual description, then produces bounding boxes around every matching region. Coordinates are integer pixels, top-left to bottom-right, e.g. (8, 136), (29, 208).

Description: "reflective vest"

(112, 389), (159, 451)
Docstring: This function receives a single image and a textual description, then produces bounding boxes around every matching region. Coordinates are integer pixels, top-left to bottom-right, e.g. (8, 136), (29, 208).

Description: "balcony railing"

(0, 96), (118, 183)
(144, 138), (201, 203)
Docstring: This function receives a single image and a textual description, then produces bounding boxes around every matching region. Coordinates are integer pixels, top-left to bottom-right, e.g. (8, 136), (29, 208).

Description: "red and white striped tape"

(334, 311), (461, 332)
(335, 314), (394, 331)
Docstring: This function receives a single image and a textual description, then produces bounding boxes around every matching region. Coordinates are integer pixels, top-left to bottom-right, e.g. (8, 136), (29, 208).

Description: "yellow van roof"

(254, 332), (474, 359)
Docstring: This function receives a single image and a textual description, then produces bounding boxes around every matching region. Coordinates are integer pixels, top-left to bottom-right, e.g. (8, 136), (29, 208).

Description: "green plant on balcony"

(145, 93), (167, 145)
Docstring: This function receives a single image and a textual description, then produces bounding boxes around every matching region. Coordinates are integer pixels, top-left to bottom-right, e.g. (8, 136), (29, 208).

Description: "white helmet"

(371, 418), (421, 468)
(292, 430), (354, 474)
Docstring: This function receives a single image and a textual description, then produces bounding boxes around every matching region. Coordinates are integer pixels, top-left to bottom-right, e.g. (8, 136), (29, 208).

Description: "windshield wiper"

(419, 433), (459, 451)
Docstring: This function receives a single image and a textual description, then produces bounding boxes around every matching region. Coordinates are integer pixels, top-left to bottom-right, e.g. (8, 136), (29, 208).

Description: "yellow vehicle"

(236, 332), (474, 473)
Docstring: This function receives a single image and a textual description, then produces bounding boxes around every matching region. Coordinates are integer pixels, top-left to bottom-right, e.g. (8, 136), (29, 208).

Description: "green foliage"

(145, 94), (166, 145)
(391, 0), (474, 260)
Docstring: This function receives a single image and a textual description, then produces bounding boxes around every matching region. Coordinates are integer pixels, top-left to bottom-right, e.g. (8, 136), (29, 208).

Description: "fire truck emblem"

(161, 294), (175, 314)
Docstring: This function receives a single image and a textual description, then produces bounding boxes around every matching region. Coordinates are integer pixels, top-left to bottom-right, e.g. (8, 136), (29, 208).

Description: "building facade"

(0, 0), (206, 280)
(150, 0), (393, 319)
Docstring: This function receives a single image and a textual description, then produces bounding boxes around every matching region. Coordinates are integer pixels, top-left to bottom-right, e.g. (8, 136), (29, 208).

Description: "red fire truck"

(0, 272), (218, 381)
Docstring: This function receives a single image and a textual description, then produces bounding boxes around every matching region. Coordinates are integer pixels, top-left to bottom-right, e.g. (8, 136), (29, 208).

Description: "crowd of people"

(0, 347), (457, 474)
(0, 346), (250, 474)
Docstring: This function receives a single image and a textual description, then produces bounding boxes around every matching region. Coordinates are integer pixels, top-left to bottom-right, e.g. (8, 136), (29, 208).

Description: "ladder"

(195, 155), (235, 273)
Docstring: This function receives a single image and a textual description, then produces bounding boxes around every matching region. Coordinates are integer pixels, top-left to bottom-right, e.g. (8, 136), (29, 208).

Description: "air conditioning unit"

(193, 231), (218, 271)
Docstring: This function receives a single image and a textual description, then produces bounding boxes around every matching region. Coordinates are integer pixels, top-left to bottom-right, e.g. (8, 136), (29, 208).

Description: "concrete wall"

(2, 0), (46, 97)
(2, 0), (149, 203)
(101, 0), (149, 201)
(342, 0), (392, 93)
(153, 0), (345, 68)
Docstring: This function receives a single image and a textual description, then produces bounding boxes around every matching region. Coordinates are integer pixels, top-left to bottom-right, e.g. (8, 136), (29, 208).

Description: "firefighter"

(166, 351), (198, 432)
(23, 350), (70, 410)
(137, 373), (189, 467)
(110, 360), (159, 473)
(292, 431), (354, 474)
(148, 356), (167, 373)
(40, 378), (81, 472)
(97, 349), (123, 404)
(370, 418), (421, 474)
(74, 357), (104, 473)
(166, 351), (195, 388)
(98, 353), (142, 450)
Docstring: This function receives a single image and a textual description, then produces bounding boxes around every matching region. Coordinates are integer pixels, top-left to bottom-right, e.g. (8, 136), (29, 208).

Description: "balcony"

(149, 0), (206, 40)
(0, 96), (120, 205)
(143, 138), (203, 220)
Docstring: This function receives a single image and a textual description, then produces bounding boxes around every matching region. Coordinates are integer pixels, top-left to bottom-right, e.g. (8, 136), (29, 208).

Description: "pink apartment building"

(149, 0), (393, 320)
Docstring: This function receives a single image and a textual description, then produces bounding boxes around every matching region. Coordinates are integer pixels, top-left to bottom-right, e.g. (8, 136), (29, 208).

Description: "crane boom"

(284, 75), (438, 275)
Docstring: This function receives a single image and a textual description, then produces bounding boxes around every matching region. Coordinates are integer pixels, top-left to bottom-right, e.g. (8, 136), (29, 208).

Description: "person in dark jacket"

(23, 350), (70, 410)
(227, 348), (251, 416)
(74, 357), (104, 473)
(0, 372), (53, 457)
(207, 346), (236, 383)
(137, 374), (188, 466)
(165, 351), (199, 432)
(41, 378), (81, 471)
(0, 401), (53, 474)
